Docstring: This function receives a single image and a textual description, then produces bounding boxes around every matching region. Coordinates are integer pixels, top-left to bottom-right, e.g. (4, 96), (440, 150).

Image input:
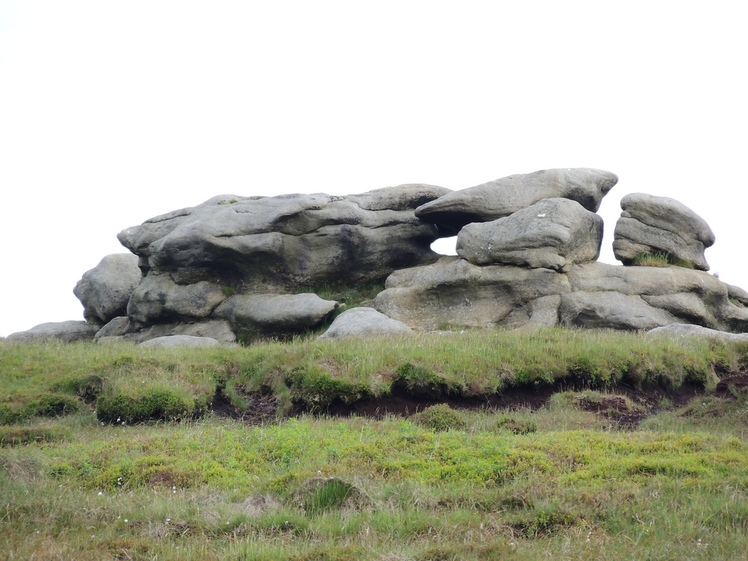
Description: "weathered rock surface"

(214, 293), (338, 340)
(375, 259), (748, 332)
(117, 185), (448, 292)
(127, 273), (226, 326)
(73, 253), (142, 324)
(139, 335), (223, 348)
(374, 257), (572, 330)
(6, 321), (99, 343)
(414, 168), (617, 235)
(318, 307), (412, 339)
(647, 323), (748, 342)
(96, 319), (236, 345)
(456, 198), (603, 271)
(613, 193), (715, 270)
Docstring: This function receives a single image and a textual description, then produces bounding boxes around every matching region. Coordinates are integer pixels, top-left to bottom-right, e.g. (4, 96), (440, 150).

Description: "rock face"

(613, 193), (715, 271)
(73, 254), (142, 324)
(118, 185), (448, 292)
(414, 168), (618, 235)
(456, 198), (603, 272)
(374, 257), (572, 330)
(318, 307), (412, 339)
(374, 259), (748, 333)
(213, 293), (338, 340)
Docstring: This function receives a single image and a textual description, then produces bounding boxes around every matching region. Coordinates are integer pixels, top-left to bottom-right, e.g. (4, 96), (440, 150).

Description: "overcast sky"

(1, 1), (746, 337)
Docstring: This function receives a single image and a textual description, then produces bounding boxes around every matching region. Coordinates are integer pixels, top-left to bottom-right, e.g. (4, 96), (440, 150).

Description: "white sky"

(1, 1), (746, 337)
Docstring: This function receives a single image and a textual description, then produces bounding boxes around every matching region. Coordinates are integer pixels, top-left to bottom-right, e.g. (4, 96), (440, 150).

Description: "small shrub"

(96, 388), (204, 424)
(27, 394), (81, 418)
(283, 367), (372, 411)
(412, 404), (466, 432)
(495, 415), (537, 435)
(294, 477), (372, 514)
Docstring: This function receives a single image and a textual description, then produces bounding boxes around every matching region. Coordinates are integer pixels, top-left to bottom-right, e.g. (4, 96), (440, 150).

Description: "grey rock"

(73, 253), (142, 324)
(375, 257), (748, 333)
(559, 291), (677, 331)
(139, 335), (222, 348)
(318, 307), (412, 339)
(647, 323), (748, 342)
(613, 193), (715, 271)
(214, 293), (338, 340)
(94, 316), (132, 340)
(566, 262), (748, 331)
(374, 257), (571, 330)
(727, 283), (748, 306)
(117, 186), (446, 291)
(414, 168), (617, 235)
(127, 273), (226, 325)
(6, 321), (98, 343)
(456, 198), (603, 271)
(97, 320), (236, 345)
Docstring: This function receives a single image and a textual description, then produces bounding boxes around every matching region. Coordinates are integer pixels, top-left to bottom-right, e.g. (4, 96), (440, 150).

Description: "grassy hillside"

(2, 329), (748, 560)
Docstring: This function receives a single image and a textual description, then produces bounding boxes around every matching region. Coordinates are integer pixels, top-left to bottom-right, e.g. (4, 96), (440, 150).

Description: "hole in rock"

(431, 236), (457, 256)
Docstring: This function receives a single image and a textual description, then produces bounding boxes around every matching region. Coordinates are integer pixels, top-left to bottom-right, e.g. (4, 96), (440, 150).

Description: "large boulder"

(213, 293), (338, 340)
(414, 168), (617, 235)
(613, 193), (715, 271)
(6, 321), (99, 343)
(456, 198), (603, 272)
(374, 257), (572, 330)
(318, 307), (412, 339)
(117, 185), (449, 291)
(73, 253), (142, 324)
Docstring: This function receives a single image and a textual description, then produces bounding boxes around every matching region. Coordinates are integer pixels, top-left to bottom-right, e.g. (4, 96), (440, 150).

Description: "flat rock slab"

(139, 335), (223, 348)
(6, 321), (99, 343)
(414, 168), (617, 235)
(456, 198), (603, 271)
(647, 323), (748, 342)
(318, 307), (412, 339)
(613, 193), (715, 271)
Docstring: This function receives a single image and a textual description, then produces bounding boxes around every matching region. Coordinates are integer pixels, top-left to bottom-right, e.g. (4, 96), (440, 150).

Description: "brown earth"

(215, 371), (748, 430)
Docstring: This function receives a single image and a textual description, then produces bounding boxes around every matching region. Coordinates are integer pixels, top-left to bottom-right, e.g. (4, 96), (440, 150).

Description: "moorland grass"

(2, 329), (748, 559)
(1, 328), (742, 424)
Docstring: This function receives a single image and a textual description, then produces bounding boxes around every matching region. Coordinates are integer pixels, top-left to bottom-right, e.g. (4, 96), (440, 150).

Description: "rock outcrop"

(73, 254), (142, 324)
(456, 198), (603, 272)
(414, 168), (618, 236)
(613, 193), (715, 270)
(10, 166), (747, 345)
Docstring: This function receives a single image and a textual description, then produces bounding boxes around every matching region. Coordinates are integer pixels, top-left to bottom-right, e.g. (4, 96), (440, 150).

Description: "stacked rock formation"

(7, 167), (748, 344)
